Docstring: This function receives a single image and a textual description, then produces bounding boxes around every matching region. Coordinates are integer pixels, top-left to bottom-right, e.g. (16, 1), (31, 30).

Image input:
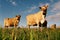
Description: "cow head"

(39, 5), (48, 17)
(16, 15), (21, 21)
(39, 5), (48, 11)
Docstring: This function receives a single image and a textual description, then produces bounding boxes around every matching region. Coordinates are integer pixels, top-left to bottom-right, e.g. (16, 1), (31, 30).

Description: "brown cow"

(26, 5), (48, 29)
(50, 24), (56, 29)
(4, 15), (21, 28)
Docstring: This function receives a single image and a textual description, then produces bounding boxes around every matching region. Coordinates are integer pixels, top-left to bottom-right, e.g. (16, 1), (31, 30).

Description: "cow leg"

(28, 25), (30, 30)
(36, 21), (40, 30)
(39, 22), (43, 32)
(4, 26), (8, 28)
(14, 23), (17, 28)
(42, 20), (47, 28)
(14, 26), (17, 28)
(39, 22), (41, 27)
(39, 22), (41, 29)
(27, 23), (30, 29)
(40, 20), (47, 32)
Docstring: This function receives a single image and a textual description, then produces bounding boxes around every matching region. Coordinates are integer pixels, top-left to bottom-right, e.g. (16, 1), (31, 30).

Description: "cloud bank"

(47, 1), (60, 22)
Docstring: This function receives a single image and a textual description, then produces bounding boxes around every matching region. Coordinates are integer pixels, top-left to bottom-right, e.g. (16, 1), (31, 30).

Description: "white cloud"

(47, 1), (60, 22)
(46, 13), (60, 22)
(51, 1), (60, 12)
(20, 6), (38, 14)
(50, 0), (54, 2)
(11, 1), (16, 6)
(38, 3), (49, 7)
(7, 0), (17, 6)
(38, 3), (44, 7)
(27, 6), (37, 13)
(26, 3), (45, 13)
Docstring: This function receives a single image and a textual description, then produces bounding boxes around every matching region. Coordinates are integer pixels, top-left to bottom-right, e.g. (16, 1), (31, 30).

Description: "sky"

(0, 0), (60, 27)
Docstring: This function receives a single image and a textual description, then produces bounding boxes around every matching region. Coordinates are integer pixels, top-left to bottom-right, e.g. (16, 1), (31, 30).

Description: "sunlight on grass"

(0, 27), (60, 40)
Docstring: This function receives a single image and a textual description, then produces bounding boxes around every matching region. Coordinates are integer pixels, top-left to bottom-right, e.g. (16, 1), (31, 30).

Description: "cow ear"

(39, 7), (41, 9)
(45, 4), (48, 8)
(18, 15), (21, 17)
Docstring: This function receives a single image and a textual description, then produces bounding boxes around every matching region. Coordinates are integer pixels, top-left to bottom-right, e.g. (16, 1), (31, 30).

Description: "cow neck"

(43, 9), (47, 17)
(37, 11), (43, 15)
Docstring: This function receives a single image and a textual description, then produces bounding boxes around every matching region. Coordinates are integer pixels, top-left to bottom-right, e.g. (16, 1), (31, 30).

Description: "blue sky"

(0, 0), (60, 27)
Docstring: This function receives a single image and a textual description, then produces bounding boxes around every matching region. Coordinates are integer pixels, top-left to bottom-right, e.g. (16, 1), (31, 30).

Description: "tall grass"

(0, 27), (60, 40)
(0, 27), (2, 40)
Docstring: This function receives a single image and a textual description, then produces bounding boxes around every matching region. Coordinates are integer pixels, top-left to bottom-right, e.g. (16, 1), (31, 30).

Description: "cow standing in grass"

(26, 5), (48, 29)
(4, 15), (21, 28)
(50, 24), (56, 29)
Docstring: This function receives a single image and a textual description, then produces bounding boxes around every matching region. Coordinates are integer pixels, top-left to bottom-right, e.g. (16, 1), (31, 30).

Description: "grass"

(0, 27), (60, 40)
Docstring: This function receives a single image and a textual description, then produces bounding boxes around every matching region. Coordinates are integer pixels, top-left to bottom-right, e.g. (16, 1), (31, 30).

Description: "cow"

(26, 5), (48, 29)
(50, 24), (56, 30)
(4, 15), (21, 28)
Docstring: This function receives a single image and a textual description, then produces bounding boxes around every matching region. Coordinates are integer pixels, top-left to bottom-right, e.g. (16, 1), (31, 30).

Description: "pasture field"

(0, 27), (60, 40)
